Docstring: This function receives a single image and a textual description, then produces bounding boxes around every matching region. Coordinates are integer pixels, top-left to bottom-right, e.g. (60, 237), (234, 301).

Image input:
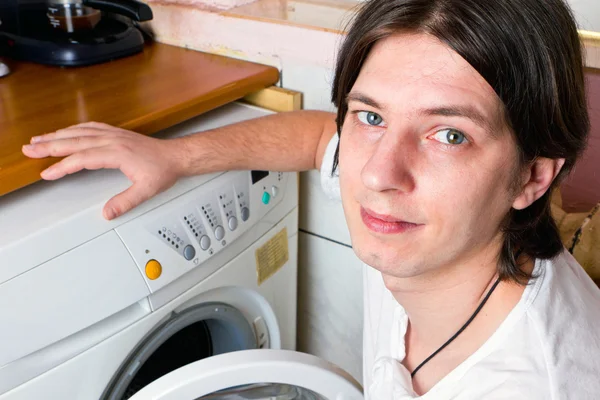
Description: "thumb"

(103, 184), (152, 220)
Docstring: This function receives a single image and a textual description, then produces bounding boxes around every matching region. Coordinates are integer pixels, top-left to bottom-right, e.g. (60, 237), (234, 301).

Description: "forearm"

(174, 110), (337, 176)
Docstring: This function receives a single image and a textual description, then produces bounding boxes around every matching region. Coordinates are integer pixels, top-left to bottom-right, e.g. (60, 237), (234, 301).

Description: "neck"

(384, 243), (533, 394)
(383, 244), (503, 350)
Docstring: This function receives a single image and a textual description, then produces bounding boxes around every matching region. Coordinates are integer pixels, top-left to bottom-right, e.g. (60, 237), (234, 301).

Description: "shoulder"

(530, 249), (600, 320)
(524, 250), (600, 397)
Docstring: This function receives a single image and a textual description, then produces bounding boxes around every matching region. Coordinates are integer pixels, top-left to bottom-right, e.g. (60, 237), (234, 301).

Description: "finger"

(103, 184), (154, 220)
(40, 146), (122, 180)
(60, 121), (130, 134)
(23, 136), (114, 159)
(31, 122), (126, 143)
(68, 121), (117, 130)
(31, 127), (108, 144)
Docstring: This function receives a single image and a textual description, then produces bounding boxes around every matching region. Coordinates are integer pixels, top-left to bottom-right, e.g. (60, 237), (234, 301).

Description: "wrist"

(166, 135), (195, 177)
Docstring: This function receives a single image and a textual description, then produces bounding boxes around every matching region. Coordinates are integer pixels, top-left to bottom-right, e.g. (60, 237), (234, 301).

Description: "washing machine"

(0, 102), (363, 399)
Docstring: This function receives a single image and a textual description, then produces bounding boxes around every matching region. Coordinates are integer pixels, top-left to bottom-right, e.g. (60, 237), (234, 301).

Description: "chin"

(355, 247), (425, 279)
(350, 230), (424, 277)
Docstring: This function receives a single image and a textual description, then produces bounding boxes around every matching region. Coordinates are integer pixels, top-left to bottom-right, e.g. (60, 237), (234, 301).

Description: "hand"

(22, 122), (186, 220)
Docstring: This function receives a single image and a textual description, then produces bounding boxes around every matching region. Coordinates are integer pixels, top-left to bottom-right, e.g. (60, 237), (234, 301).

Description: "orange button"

(145, 259), (162, 280)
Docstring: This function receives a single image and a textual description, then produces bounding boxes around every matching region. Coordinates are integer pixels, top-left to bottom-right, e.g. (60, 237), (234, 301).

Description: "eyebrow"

(346, 92), (386, 111)
(346, 91), (498, 137)
(419, 106), (496, 136)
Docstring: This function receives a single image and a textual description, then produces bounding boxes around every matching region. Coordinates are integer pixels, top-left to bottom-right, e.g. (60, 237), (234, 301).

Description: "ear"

(512, 158), (565, 210)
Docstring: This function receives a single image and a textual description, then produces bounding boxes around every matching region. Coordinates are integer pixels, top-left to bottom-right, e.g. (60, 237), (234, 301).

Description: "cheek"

(426, 154), (517, 232)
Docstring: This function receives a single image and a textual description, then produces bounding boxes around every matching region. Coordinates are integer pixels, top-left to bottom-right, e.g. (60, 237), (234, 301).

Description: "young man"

(22, 0), (600, 397)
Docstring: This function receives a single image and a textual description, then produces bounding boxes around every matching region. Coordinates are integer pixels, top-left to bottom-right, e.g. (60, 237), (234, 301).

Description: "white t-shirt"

(320, 134), (600, 399)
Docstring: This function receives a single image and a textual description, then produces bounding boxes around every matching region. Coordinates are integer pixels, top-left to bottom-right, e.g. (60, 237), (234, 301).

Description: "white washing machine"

(0, 103), (363, 399)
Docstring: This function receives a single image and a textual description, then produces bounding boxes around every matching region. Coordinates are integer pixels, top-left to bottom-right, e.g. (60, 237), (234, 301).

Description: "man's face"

(339, 33), (521, 281)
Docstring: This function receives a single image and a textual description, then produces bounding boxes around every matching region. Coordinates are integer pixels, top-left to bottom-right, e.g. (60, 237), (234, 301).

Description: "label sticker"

(255, 227), (289, 285)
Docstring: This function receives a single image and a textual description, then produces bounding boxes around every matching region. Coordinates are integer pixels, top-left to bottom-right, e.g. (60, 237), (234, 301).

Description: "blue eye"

(357, 111), (385, 126)
(431, 129), (467, 145)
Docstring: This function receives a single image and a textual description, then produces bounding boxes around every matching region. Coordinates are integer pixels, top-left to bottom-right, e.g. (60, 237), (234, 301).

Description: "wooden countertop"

(0, 43), (279, 197)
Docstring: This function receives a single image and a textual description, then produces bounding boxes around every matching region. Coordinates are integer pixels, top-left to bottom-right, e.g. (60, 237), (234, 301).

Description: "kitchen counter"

(0, 42), (279, 197)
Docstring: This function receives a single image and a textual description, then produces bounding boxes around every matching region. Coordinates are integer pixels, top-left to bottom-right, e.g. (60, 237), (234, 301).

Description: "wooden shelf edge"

(242, 86), (303, 112)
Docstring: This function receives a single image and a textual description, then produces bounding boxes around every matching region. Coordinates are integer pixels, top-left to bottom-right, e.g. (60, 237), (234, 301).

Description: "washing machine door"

(127, 349), (363, 400)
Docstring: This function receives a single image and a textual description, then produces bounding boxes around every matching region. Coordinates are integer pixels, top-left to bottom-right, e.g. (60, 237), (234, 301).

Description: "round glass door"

(127, 349), (364, 400)
(102, 302), (258, 400)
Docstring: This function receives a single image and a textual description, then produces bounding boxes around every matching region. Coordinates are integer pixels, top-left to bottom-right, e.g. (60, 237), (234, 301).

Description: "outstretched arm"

(22, 110), (337, 220)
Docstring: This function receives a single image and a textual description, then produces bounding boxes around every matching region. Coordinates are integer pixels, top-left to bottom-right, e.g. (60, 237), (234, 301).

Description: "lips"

(360, 206), (422, 234)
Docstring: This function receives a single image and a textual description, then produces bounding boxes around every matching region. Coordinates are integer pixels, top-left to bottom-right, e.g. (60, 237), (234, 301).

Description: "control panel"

(115, 170), (290, 292)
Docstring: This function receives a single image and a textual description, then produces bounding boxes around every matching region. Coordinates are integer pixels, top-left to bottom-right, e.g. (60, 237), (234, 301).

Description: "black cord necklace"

(410, 276), (502, 378)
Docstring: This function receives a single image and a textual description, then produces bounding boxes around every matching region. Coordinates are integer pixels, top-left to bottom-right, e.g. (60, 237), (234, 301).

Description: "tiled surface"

(148, 0), (256, 10)
(298, 231), (363, 384)
(299, 170), (351, 245)
(144, 1), (343, 69)
(225, 0), (359, 33)
(147, 0), (358, 32)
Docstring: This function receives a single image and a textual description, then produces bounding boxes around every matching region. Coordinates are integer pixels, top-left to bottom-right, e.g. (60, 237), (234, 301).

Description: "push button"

(262, 192), (271, 205)
(241, 207), (250, 221)
(228, 216), (238, 231)
(145, 259), (162, 280)
(199, 235), (211, 251)
(183, 245), (196, 260)
(214, 225), (225, 240)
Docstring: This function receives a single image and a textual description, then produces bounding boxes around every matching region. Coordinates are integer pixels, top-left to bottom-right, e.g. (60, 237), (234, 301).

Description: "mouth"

(360, 206), (423, 234)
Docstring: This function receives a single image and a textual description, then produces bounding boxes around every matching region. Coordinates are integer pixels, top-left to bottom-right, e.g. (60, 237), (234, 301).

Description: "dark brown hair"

(331, 0), (589, 282)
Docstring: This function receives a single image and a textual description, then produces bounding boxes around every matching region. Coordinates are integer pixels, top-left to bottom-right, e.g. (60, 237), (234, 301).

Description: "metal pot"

(47, 0), (101, 33)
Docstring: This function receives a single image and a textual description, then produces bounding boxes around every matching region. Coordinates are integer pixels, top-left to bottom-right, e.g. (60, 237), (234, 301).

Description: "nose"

(361, 133), (416, 193)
